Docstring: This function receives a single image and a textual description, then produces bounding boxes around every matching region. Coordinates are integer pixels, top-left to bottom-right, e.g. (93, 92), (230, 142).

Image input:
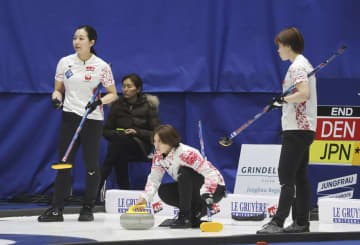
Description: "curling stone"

(120, 205), (154, 230)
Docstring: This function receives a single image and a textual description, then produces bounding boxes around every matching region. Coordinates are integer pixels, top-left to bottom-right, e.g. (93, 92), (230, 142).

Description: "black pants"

(158, 166), (226, 218)
(52, 111), (103, 208)
(272, 130), (315, 226)
(100, 135), (145, 190)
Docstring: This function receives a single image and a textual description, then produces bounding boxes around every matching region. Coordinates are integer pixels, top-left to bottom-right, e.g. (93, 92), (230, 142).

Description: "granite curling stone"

(120, 205), (154, 230)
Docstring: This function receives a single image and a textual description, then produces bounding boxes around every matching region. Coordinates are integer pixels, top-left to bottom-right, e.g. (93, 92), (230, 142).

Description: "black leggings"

(52, 111), (103, 208)
(272, 130), (315, 226)
(100, 136), (145, 190)
(158, 166), (226, 218)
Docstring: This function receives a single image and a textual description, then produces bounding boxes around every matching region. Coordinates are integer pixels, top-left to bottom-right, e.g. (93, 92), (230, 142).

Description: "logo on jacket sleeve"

(65, 69), (73, 79)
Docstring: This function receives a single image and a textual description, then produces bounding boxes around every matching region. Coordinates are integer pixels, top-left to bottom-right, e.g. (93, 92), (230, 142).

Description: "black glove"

(201, 193), (214, 208)
(85, 99), (102, 114)
(267, 95), (286, 112)
(52, 98), (62, 110)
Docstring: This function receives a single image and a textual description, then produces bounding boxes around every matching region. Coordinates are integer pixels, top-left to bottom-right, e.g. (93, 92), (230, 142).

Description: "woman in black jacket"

(100, 74), (160, 190)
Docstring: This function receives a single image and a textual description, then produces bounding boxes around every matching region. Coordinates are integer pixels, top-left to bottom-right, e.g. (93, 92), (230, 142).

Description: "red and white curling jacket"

(141, 143), (225, 202)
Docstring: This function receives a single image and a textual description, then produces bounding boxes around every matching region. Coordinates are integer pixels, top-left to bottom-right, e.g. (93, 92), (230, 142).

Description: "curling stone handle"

(127, 205), (148, 214)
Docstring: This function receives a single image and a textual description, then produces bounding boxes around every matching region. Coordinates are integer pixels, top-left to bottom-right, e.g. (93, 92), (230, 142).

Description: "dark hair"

(153, 124), (181, 148)
(274, 27), (304, 54)
(76, 25), (97, 55)
(122, 73), (143, 93)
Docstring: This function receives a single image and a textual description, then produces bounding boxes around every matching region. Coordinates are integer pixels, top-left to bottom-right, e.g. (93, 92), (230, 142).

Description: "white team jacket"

(55, 53), (115, 121)
(141, 143), (225, 202)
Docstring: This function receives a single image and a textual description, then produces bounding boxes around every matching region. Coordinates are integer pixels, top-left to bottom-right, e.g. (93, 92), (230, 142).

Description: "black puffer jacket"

(103, 94), (160, 156)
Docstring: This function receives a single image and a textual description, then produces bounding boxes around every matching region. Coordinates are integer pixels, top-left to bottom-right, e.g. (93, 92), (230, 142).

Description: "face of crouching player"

(153, 124), (181, 156)
(153, 133), (172, 155)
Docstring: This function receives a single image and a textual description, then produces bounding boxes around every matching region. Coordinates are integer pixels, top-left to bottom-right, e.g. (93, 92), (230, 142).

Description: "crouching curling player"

(136, 124), (226, 228)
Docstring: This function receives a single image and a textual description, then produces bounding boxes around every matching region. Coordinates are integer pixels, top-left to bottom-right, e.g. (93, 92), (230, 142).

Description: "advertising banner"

(234, 144), (281, 196)
(105, 189), (177, 216)
(319, 197), (360, 224)
(230, 194), (279, 221)
(105, 189), (231, 219)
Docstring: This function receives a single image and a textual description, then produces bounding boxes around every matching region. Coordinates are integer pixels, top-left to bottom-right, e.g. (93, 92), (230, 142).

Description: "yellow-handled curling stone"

(120, 205), (154, 230)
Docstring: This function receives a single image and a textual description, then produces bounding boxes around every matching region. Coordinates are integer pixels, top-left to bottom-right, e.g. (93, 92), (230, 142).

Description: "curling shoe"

(78, 205), (94, 221)
(38, 207), (64, 222)
(170, 212), (192, 229)
(283, 222), (310, 233)
(256, 220), (283, 234)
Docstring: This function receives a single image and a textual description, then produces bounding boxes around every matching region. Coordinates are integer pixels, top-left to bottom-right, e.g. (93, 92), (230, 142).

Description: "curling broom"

(219, 45), (347, 146)
(52, 83), (102, 169)
(198, 120), (223, 232)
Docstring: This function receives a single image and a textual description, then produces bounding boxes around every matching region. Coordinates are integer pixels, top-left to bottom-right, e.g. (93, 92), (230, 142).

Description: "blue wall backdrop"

(0, 0), (359, 205)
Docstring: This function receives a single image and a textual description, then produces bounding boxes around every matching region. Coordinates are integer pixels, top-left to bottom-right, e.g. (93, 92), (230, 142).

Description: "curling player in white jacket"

(136, 124), (226, 228)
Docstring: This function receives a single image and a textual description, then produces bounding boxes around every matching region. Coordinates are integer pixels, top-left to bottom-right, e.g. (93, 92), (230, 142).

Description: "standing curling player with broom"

(38, 25), (118, 222)
(136, 124), (226, 228)
(257, 27), (317, 233)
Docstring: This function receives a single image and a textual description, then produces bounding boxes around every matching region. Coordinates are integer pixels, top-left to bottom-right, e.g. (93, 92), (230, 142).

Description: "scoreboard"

(309, 106), (360, 206)
(310, 106), (360, 165)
